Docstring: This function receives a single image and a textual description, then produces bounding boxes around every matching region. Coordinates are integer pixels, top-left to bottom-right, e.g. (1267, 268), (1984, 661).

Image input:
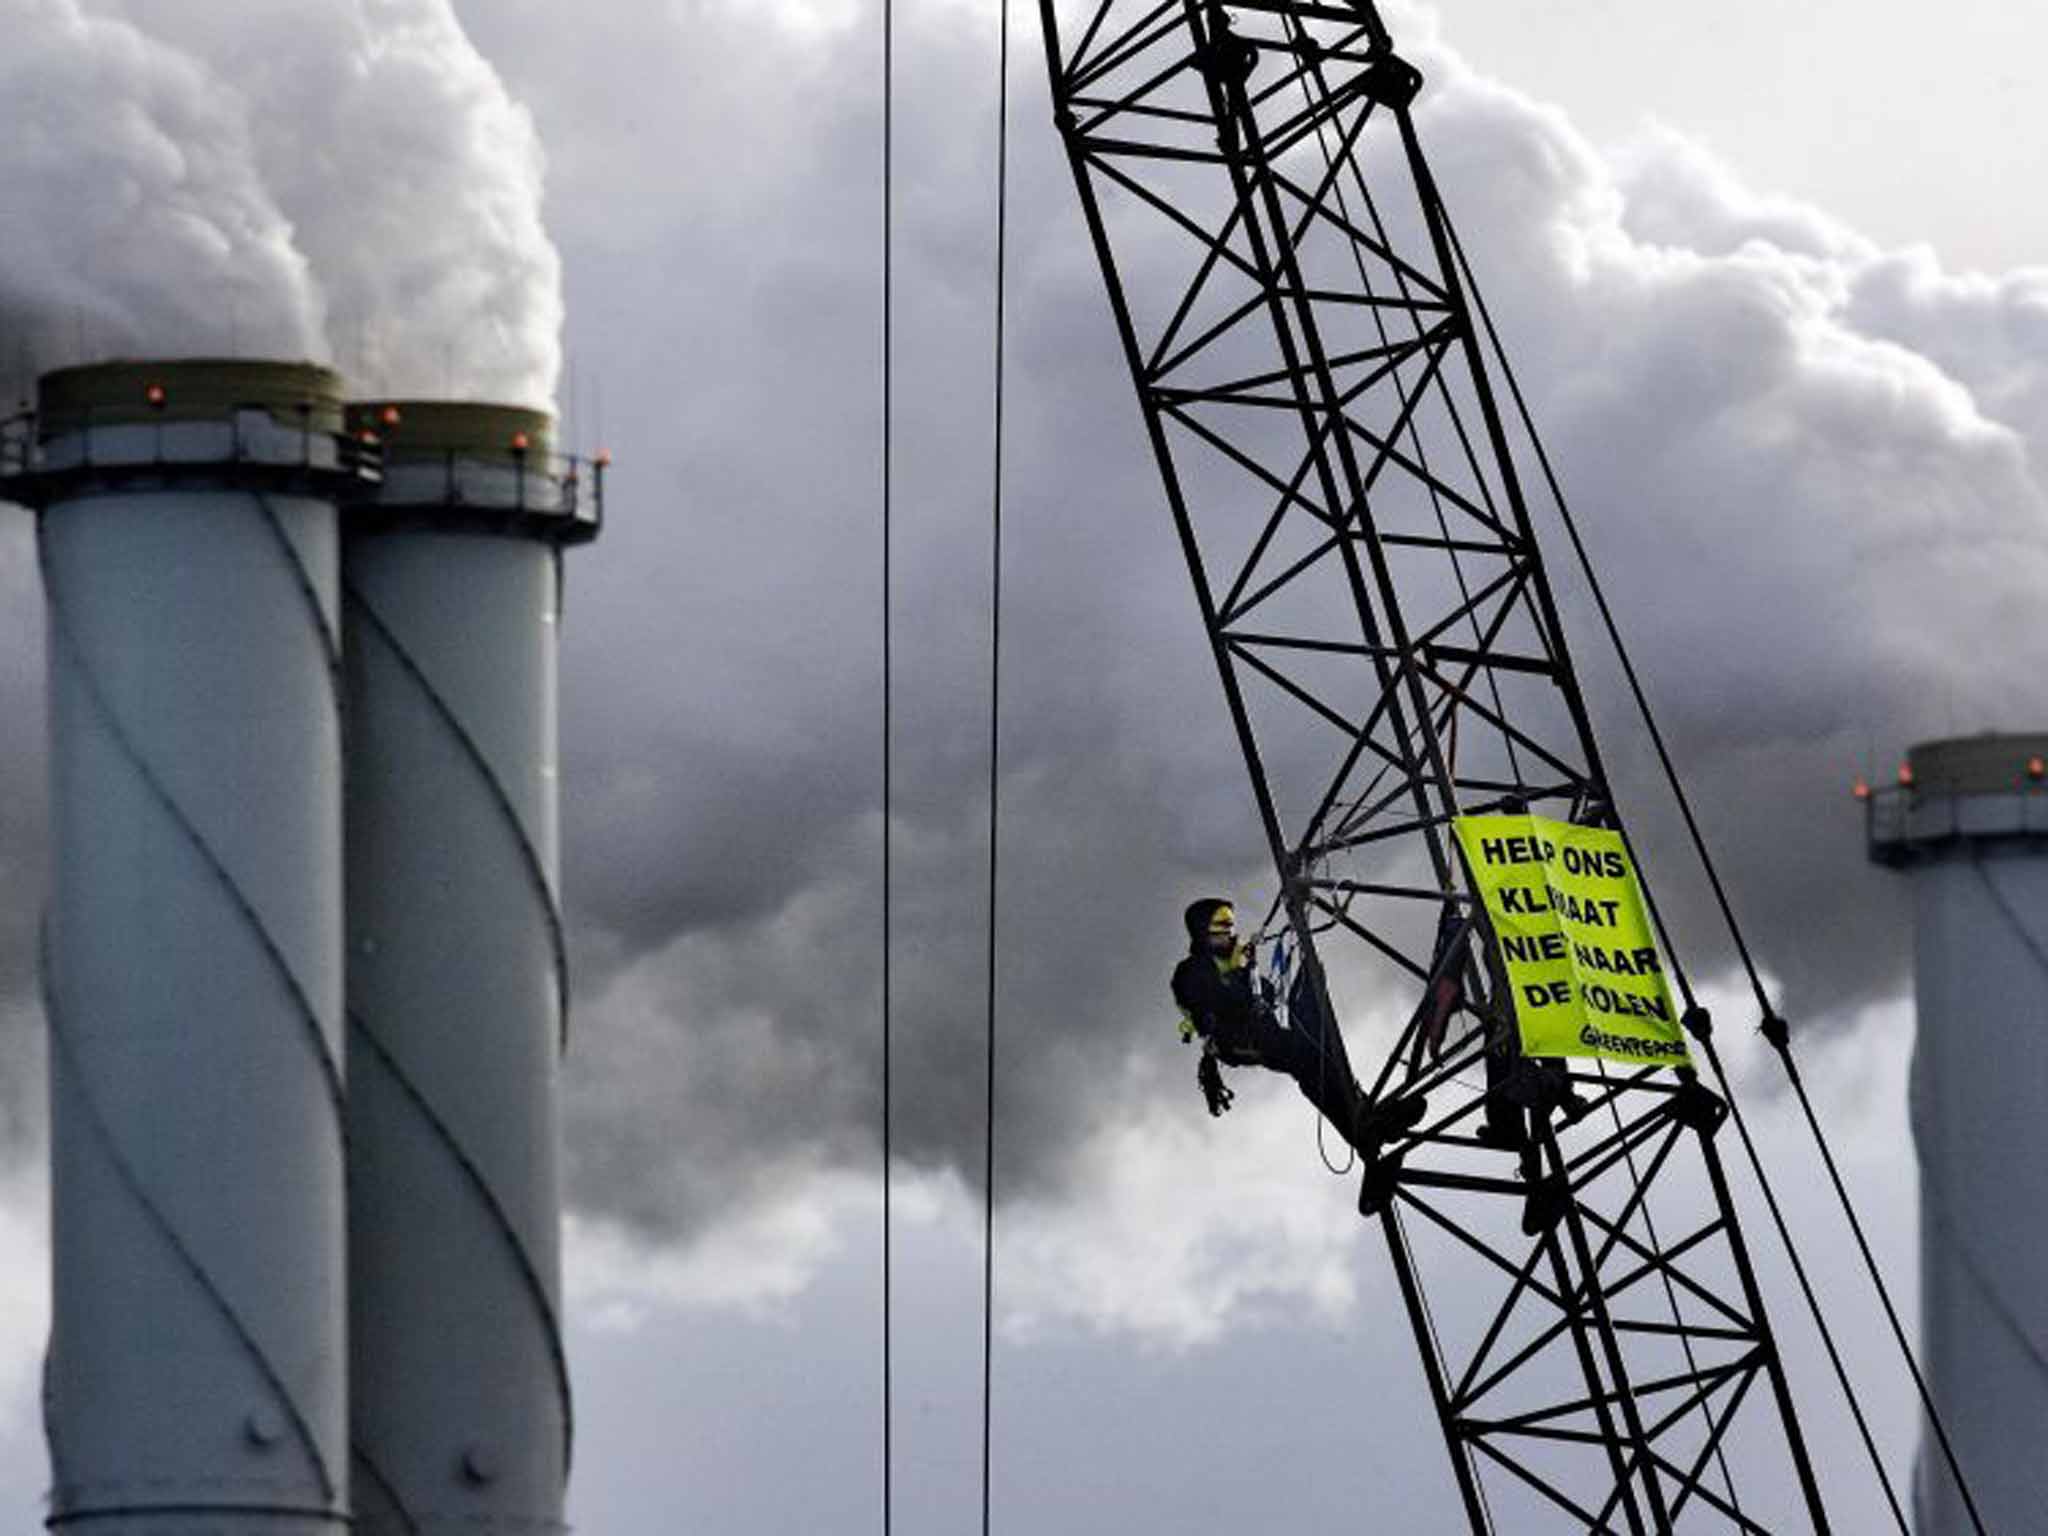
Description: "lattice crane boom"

(1038, 2), (1833, 1528)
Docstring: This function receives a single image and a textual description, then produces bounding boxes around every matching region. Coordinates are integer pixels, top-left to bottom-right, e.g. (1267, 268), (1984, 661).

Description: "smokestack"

(2, 359), (368, 1533)
(1867, 733), (2048, 1534)
(339, 401), (598, 1533)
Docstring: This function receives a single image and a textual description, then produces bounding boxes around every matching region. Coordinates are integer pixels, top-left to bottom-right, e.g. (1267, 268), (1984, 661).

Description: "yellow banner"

(1452, 813), (1690, 1068)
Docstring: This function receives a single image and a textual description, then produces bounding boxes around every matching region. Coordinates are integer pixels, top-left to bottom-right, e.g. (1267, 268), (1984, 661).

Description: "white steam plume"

(1, 0), (561, 407)
(0, 0), (324, 383)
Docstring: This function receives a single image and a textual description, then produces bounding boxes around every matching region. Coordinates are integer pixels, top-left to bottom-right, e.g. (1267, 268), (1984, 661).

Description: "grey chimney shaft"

(340, 401), (597, 1534)
(14, 359), (363, 1534)
(1867, 733), (2048, 1535)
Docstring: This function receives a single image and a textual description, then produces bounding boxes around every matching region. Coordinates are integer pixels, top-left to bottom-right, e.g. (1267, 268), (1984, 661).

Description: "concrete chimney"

(1866, 732), (2048, 1534)
(338, 401), (598, 1534)
(6, 359), (369, 1534)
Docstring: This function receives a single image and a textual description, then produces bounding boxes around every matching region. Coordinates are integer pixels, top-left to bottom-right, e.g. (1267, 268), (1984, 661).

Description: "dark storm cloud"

(465, 0), (2048, 1245)
(446, 0), (1281, 1234)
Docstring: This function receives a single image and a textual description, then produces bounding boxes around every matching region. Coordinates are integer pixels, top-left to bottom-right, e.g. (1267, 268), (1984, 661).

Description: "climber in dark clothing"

(1171, 897), (1425, 1151)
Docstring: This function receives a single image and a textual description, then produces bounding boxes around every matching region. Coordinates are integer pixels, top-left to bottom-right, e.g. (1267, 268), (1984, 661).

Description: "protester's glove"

(1198, 1043), (1235, 1117)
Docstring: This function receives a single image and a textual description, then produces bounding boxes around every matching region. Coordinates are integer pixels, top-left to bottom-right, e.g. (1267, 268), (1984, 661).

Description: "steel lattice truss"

(1038, 2), (1833, 1529)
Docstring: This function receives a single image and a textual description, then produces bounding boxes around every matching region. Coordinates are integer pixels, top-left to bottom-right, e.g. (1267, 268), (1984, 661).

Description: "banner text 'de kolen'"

(1452, 813), (1690, 1068)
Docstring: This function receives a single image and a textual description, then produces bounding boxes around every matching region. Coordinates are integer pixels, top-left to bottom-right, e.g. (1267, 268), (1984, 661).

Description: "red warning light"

(143, 382), (167, 410)
(2029, 756), (2045, 782)
(1851, 777), (1871, 801)
(379, 405), (401, 428)
(1897, 762), (1915, 788)
(510, 431), (530, 453)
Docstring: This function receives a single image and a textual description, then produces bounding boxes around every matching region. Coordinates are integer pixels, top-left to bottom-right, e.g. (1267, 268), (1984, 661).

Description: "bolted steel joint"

(460, 1442), (499, 1486)
(1361, 53), (1424, 110)
(1357, 1147), (1405, 1217)
(1196, 26), (1259, 87)
(1669, 1078), (1728, 1137)
(243, 1408), (283, 1451)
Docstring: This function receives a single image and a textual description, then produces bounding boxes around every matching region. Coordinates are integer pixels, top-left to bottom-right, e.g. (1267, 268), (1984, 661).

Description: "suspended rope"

(1277, 37), (1521, 1183)
(979, 0), (1009, 1530)
(1431, 202), (1904, 1531)
(880, 0), (896, 1527)
(1438, 204), (1985, 1533)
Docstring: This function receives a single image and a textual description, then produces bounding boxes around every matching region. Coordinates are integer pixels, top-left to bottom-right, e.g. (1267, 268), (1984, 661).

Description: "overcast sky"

(3, 0), (2046, 1529)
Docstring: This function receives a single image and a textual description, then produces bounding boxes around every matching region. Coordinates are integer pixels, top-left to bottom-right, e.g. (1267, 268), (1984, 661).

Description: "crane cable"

(1434, 205), (1908, 1534)
(880, 0), (896, 1526)
(979, 0), (1010, 1530)
(1441, 206), (1991, 1534)
(1282, 45), (1737, 1513)
(1281, 13), (1524, 799)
